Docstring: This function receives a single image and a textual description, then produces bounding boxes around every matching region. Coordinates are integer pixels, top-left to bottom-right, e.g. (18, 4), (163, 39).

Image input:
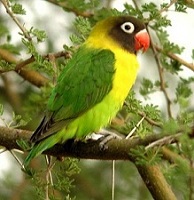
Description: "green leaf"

(95, 8), (123, 21)
(142, 2), (158, 13)
(156, 29), (169, 45)
(70, 16), (92, 45)
(175, 78), (193, 108)
(139, 78), (154, 97)
(0, 43), (21, 55)
(192, 49), (194, 60)
(163, 41), (184, 54)
(143, 104), (161, 122)
(175, 0), (187, 12)
(11, 112), (31, 128)
(160, 55), (183, 73)
(176, 81), (192, 99)
(160, 3), (169, 9)
(130, 146), (162, 165)
(126, 91), (143, 113)
(154, 16), (171, 28)
(124, 4), (143, 18)
(180, 135), (194, 160)
(0, 104), (4, 116)
(0, 60), (15, 72)
(163, 119), (179, 134)
(11, 3), (26, 15)
(0, 23), (9, 37)
(16, 139), (31, 151)
(30, 28), (47, 42)
(63, 0), (100, 13)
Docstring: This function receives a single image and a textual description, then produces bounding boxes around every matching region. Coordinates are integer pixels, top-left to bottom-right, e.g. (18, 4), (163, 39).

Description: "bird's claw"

(98, 130), (123, 150)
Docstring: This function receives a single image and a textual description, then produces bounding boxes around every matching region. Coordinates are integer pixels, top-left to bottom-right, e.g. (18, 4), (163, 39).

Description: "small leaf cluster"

(175, 77), (194, 109)
(162, 119), (180, 135)
(11, 3), (26, 15)
(0, 60), (15, 72)
(116, 92), (162, 137)
(130, 146), (162, 166)
(139, 78), (161, 98)
(126, 91), (161, 123)
(175, 0), (187, 12)
(141, 2), (171, 28)
(70, 16), (92, 45)
(123, 4), (143, 18)
(63, 0), (100, 13)
(0, 105), (30, 128)
(23, 158), (80, 200)
(53, 158), (80, 194)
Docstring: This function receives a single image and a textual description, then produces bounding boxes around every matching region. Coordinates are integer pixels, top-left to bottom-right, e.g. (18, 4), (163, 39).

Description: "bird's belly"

(65, 93), (122, 139)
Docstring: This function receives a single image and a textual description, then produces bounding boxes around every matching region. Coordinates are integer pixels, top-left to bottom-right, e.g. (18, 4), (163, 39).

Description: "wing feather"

(30, 46), (115, 143)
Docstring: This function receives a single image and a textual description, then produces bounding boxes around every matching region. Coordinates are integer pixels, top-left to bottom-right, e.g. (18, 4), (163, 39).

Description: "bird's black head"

(108, 16), (150, 53)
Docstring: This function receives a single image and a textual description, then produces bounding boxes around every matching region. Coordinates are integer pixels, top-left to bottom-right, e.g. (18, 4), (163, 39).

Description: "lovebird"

(24, 16), (150, 167)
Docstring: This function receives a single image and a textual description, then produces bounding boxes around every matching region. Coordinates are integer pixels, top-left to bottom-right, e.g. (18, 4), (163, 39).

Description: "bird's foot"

(97, 129), (124, 150)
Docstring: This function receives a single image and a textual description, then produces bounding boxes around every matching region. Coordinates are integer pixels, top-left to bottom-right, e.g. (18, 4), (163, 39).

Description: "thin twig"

(15, 51), (71, 71)
(189, 160), (194, 200)
(155, 45), (194, 72)
(9, 150), (23, 167)
(131, 0), (139, 10)
(0, 49), (71, 87)
(149, 31), (173, 118)
(138, 111), (162, 127)
(0, 0), (31, 41)
(45, 0), (93, 17)
(145, 132), (182, 149)
(45, 156), (56, 200)
(126, 116), (145, 139)
(159, 0), (177, 13)
(112, 160), (115, 200)
(124, 102), (162, 128)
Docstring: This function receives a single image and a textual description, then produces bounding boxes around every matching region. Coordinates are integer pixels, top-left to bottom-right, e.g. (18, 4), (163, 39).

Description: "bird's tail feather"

(23, 135), (59, 168)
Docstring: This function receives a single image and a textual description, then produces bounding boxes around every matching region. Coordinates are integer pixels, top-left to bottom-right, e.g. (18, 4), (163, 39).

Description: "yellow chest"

(111, 49), (139, 102)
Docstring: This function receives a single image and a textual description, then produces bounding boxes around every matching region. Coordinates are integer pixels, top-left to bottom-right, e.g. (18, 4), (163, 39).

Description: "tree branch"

(0, 126), (182, 160)
(0, 48), (49, 87)
(0, 49), (71, 87)
(137, 165), (177, 200)
(0, 126), (179, 199)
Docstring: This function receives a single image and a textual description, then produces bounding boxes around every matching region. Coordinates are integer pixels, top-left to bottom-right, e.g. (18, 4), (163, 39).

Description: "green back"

(48, 46), (115, 122)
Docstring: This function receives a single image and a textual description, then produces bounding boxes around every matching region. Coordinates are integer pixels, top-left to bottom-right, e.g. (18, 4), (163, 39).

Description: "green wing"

(30, 46), (115, 142)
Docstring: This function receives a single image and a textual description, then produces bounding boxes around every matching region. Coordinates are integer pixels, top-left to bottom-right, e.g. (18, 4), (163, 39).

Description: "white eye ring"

(120, 22), (135, 34)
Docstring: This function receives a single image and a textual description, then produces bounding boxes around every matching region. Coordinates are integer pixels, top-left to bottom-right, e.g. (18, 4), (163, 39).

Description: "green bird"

(24, 16), (150, 167)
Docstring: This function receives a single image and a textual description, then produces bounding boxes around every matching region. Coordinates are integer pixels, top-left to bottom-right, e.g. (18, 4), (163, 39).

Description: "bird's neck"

(85, 31), (122, 53)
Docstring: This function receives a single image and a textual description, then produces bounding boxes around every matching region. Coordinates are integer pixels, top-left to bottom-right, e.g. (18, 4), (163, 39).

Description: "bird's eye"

(120, 22), (135, 34)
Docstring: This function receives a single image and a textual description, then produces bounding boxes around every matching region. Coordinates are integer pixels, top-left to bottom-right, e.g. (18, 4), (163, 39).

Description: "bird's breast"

(110, 49), (139, 104)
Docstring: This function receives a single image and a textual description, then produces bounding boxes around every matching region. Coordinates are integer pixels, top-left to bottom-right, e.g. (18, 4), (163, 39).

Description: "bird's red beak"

(134, 29), (150, 52)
